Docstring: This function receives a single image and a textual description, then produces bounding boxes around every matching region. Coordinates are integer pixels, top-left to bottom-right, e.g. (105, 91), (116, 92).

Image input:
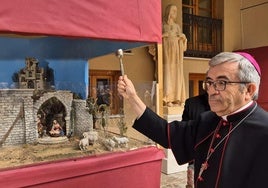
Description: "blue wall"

(0, 36), (146, 99)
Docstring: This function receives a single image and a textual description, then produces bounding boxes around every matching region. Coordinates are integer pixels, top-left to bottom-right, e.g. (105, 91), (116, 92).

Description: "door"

(189, 73), (206, 97)
(89, 70), (121, 114)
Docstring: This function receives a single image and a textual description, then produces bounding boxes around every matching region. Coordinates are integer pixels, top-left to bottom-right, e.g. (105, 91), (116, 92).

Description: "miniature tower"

(18, 57), (45, 89)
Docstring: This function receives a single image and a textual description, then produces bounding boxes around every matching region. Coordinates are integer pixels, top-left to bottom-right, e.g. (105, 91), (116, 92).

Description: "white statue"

(162, 4), (187, 107)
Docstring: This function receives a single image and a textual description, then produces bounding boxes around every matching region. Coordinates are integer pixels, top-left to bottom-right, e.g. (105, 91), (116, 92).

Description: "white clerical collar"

(222, 101), (254, 121)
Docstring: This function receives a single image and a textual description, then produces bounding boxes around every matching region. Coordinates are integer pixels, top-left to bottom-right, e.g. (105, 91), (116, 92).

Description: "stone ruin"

(0, 58), (93, 146)
(0, 89), (93, 146)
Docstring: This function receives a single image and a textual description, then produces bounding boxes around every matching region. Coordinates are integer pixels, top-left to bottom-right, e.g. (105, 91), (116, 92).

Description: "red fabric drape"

(0, 0), (162, 43)
(0, 146), (165, 188)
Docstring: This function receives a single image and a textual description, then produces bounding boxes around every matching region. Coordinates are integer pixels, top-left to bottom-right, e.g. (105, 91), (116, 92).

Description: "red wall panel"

(235, 46), (268, 111)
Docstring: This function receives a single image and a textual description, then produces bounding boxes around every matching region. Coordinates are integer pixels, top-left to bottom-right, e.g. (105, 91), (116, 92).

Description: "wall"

(183, 57), (210, 98)
(90, 46), (156, 95)
(46, 59), (88, 99)
(72, 99), (93, 137)
(240, 1), (268, 49)
(223, 0), (242, 51)
(90, 46), (155, 76)
(0, 90), (35, 146)
(223, 0), (268, 51)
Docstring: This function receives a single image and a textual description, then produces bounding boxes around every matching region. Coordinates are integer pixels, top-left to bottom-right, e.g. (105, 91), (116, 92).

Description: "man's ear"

(246, 83), (257, 99)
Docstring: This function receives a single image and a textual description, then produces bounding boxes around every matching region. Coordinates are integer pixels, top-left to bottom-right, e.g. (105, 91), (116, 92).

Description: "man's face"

(206, 62), (248, 116)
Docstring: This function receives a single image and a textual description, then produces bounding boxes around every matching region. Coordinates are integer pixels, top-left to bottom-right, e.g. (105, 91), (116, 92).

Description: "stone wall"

(0, 89), (35, 146)
(72, 99), (93, 137)
(0, 89), (93, 146)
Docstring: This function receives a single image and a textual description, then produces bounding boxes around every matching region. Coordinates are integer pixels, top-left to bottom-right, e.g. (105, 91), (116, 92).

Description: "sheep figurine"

(84, 130), (98, 145)
(79, 132), (89, 151)
(79, 131), (99, 151)
(103, 138), (116, 151)
(112, 136), (129, 148)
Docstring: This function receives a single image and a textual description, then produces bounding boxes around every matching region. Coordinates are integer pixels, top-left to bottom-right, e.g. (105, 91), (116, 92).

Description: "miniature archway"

(37, 97), (67, 136)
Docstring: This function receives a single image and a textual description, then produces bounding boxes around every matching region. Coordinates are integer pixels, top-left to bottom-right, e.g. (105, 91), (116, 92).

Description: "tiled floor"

(161, 171), (187, 188)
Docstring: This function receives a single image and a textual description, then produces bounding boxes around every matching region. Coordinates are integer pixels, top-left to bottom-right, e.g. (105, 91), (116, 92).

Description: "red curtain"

(0, 146), (165, 188)
(0, 0), (162, 43)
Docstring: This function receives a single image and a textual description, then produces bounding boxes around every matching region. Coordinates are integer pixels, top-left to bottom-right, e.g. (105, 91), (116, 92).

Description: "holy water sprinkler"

(116, 49), (124, 76)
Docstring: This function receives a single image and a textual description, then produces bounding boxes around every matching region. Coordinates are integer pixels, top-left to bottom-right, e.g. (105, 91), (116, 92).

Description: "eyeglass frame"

(202, 80), (250, 91)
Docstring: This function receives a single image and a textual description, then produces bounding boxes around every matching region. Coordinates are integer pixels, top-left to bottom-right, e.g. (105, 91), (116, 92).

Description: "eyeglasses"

(202, 80), (250, 91)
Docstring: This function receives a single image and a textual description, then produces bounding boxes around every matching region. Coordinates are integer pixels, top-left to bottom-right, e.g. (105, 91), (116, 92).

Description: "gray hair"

(209, 52), (260, 100)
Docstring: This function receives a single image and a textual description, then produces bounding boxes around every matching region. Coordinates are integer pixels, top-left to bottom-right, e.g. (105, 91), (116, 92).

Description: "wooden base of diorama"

(0, 146), (164, 188)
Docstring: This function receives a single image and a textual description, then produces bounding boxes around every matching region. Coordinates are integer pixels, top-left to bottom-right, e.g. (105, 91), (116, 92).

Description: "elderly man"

(117, 52), (268, 188)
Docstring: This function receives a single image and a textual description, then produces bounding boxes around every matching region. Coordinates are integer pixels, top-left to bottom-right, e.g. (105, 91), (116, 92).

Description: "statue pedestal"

(163, 106), (181, 115)
(161, 106), (187, 174)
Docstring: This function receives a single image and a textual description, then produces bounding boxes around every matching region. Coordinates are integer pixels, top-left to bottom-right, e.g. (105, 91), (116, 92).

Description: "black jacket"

(182, 93), (210, 121)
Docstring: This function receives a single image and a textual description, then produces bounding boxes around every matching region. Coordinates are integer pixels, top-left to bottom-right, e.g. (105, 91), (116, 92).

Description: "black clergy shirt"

(133, 102), (268, 188)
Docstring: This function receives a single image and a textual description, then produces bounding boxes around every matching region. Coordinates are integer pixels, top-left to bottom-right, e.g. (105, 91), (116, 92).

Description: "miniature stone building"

(18, 57), (45, 89)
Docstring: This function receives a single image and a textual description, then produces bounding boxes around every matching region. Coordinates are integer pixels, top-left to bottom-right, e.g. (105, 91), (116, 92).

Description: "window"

(182, 0), (222, 58)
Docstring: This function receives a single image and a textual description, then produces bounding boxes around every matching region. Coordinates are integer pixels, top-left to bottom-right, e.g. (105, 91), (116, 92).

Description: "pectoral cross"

(198, 161), (209, 181)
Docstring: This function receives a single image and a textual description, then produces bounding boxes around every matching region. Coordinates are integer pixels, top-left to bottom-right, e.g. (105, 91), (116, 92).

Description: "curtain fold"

(0, 0), (162, 43)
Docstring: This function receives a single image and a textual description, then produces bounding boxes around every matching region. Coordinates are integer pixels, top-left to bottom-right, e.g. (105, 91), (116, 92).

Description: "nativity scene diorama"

(0, 1), (168, 186)
(0, 57), (144, 169)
